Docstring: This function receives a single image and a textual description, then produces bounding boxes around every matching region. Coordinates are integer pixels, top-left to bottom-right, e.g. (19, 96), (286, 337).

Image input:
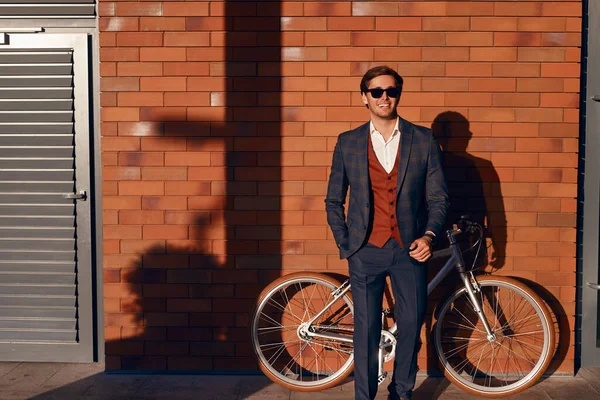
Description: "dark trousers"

(348, 239), (428, 400)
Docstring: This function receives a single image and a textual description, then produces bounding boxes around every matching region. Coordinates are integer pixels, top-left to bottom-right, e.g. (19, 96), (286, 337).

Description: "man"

(325, 65), (450, 400)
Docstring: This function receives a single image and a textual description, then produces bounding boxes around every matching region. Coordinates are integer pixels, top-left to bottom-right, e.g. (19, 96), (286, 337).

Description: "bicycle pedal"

(377, 372), (387, 384)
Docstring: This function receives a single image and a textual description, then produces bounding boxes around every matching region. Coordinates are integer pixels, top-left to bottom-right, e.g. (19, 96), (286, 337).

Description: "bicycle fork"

(460, 272), (496, 342)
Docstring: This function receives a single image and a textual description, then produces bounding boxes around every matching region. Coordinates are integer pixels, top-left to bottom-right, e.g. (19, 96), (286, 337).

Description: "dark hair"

(360, 65), (404, 94)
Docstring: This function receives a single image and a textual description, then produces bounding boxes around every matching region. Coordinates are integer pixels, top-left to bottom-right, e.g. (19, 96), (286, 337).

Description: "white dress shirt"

(369, 118), (401, 174)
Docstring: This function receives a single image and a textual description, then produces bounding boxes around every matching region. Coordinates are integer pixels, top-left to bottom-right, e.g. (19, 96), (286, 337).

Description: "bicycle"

(250, 216), (556, 398)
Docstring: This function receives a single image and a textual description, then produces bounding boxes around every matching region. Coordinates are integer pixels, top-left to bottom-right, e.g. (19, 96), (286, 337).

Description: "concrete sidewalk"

(0, 363), (597, 399)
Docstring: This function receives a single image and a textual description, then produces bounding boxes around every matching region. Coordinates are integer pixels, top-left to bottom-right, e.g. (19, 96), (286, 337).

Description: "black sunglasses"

(365, 87), (401, 99)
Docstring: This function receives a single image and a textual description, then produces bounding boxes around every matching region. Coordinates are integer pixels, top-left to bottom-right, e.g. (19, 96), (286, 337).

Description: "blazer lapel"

(396, 117), (413, 197)
(356, 122), (370, 194)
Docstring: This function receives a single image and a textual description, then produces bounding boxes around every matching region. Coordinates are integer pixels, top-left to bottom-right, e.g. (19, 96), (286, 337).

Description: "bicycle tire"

(251, 272), (355, 392)
(434, 275), (555, 398)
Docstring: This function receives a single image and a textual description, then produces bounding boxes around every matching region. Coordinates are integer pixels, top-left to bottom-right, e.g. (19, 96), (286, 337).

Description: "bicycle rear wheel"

(251, 272), (354, 392)
(434, 275), (555, 398)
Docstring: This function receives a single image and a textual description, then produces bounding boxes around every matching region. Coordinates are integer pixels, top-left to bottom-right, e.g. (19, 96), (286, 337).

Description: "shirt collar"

(369, 117), (401, 137)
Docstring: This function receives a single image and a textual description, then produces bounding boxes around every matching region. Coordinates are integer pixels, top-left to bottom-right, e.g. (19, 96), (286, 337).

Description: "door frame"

(581, 0), (600, 367)
(0, 32), (97, 362)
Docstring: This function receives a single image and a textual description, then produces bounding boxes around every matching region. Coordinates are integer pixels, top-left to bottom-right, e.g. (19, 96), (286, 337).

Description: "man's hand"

(409, 236), (433, 262)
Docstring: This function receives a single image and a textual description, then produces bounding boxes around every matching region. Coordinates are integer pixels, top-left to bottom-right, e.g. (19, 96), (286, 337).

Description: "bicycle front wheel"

(251, 272), (354, 392)
(434, 275), (555, 398)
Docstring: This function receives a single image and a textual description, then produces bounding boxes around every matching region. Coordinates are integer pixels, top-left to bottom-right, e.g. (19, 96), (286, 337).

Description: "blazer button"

(366, 203), (370, 207)
(363, 225), (367, 230)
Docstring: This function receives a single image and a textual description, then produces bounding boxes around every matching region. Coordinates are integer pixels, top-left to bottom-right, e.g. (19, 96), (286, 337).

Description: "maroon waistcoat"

(367, 137), (404, 248)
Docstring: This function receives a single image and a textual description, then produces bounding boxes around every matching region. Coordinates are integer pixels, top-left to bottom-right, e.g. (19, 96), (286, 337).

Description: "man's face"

(361, 74), (400, 120)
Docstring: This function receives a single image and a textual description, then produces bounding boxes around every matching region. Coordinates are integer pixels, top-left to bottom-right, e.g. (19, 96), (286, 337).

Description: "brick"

(100, 32), (116, 47)
(298, 2), (346, 16)
(164, 32), (209, 47)
(517, 78), (564, 93)
(516, 108), (563, 123)
(140, 48), (186, 62)
(541, 63), (580, 78)
(398, 32), (445, 46)
(566, 18), (582, 32)
(446, 62), (492, 77)
(120, 210), (164, 225)
(395, 62), (445, 77)
(542, 32), (581, 47)
(104, 226), (142, 240)
(539, 183), (577, 198)
(422, 78), (468, 92)
(165, 182), (211, 197)
(328, 47), (374, 62)
(101, 48), (139, 62)
(305, 32), (350, 47)
(540, 93), (579, 108)
(304, 62), (351, 77)
(117, 92), (162, 107)
(117, 32), (163, 47)
(373, 47), (422, 62)
(103, 196), (142, 210)
(328, 16), (374, 30)
(164, 152), (211, 167)
(492, 93), (540, 107)
(164, 62), (209, 76)
(444, 93), (492, 107)
(281, 17), (326, 31)
(140, 77), (186, 92)
(118, 122), (163, 137)
(491, 154), (538, 168)
(538, 213), (576, 227)
(101, 107), (139, 122)
(115, 2), (162, 17)
(304, 92), (350, 107)
(494, 32), (541, 46)
(140, 17), (186, 31)
(187, 48), (227, 62)
(352, 31), (400, 47)
(514, 167), (562, 183)
(100, 62), (116, 77)
(118, 152), (163, 166)
(469, 78), (516, 92)
(352, 2), (397, 16)
(164, 92), (209, 107)
(281, 47), (327, 61)
(139, 107), (186, 122)
(98, 2), (115, 17)
(116, 62), (162, 77)
(518, 17), (566, 32)
(422, 47), (469, 61)
(543, 3), (582, 17)
(257, 62), (303, 77)
(142, 167), (187, 181)
(103, 167), (141, 182)
(422, 17), (469, 31)
(539, 123), (579, 138)
(144, 225), (188, 240)
(100, 17), (139, 32)
(471, 17), (518, 31)
(375, 17), (421, 31)
(211, 1), (256, 16)
(469, 108), (515, 122)
(446, 32), (493, 47)
(518, 48), (565, 62)
(101, 77), (139, 92)
(495, 2), (542, 16)
(163, 2), (208, 17)
(492, 63), (540, 78)
(539, 154), (578, 168)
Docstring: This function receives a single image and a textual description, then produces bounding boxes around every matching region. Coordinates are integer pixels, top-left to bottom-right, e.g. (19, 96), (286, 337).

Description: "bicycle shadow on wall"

(413, 111), (568, 398)
(413, 110), (509, 398)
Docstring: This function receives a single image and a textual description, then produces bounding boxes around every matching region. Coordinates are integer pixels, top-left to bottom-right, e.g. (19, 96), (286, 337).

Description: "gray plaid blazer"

(325, 118), (450, 259)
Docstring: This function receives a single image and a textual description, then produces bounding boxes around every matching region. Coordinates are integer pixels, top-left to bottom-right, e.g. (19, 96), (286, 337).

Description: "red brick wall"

(99, 1), (581, 373)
